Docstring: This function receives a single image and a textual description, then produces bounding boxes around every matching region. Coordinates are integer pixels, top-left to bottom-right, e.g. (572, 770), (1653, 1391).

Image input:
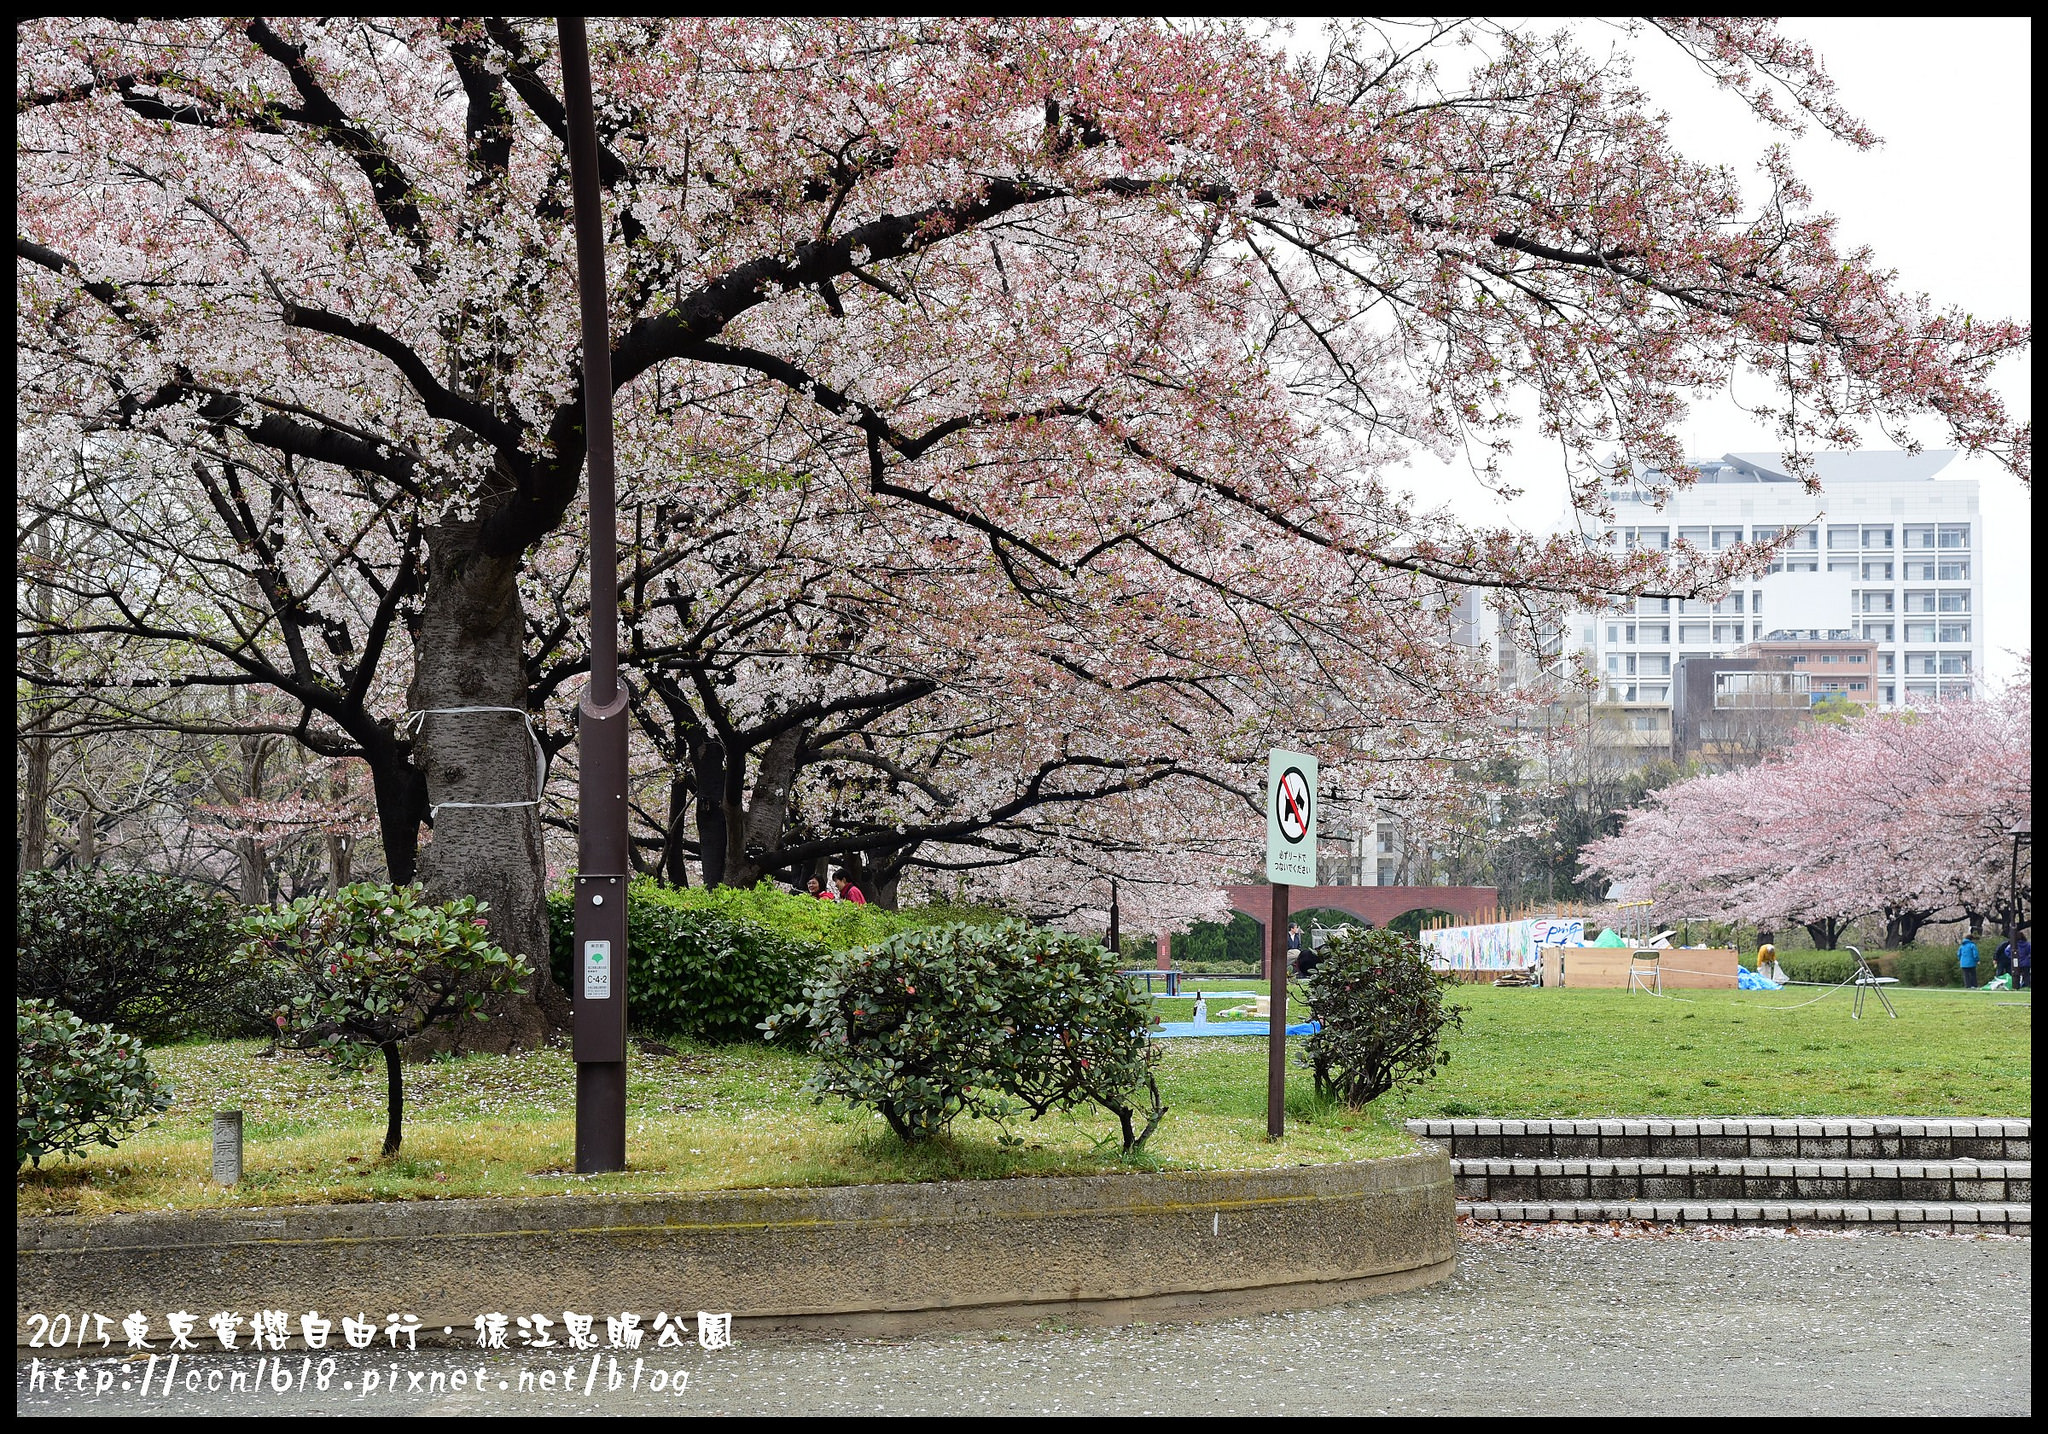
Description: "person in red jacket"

(832, 870), (867, 905)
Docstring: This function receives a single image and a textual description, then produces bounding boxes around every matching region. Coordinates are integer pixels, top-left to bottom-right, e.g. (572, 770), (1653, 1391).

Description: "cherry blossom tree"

(1581, 681), (2032, 947)
(19, 18), (2029, 1039)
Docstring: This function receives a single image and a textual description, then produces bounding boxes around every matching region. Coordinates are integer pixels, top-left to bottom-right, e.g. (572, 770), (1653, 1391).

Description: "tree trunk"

(74, 806), (96, 869)
(326, 832), (352, 894)
(19, 722), (52, 875)
(720, 727), (806, 888)
(363, 733), (427, 884)
(695, 737), (728, 887)
(1802, 918), (1845, 950)
(381, 1039), (404, 1158)
(407, 520), (569, 1051)
(661, 770), (692, 886)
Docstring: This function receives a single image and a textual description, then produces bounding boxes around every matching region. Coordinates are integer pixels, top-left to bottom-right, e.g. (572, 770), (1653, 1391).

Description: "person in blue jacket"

(2014, 930), (2032, 991)
(1956, 933), (1980, 988)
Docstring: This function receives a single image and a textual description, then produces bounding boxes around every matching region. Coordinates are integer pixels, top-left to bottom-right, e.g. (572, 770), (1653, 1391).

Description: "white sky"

(1362, 18), (2033, 686)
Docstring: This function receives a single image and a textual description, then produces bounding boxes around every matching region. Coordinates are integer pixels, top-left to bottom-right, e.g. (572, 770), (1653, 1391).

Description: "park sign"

(1265, 749), (1318, 886)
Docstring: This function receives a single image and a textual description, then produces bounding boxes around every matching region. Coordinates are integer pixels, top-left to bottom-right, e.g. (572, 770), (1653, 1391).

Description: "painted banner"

(1421, 917), (1584, 970)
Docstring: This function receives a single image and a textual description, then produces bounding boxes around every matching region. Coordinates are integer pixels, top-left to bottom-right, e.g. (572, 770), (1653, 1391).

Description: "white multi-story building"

(1573, 451), (1981, 710)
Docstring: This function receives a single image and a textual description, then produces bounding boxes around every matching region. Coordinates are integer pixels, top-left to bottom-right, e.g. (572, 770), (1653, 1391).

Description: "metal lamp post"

(560, 15), (629, 1174)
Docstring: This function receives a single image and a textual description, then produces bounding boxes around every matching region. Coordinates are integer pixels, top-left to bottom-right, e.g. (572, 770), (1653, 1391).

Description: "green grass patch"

(1375, 984), (2031, 1120)
(16, 1035), (1411, 1218)
(20, 982), (2026, 1218)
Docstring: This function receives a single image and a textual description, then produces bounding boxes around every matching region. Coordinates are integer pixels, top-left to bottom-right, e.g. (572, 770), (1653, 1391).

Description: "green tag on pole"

(1266, 749), (1318, 886)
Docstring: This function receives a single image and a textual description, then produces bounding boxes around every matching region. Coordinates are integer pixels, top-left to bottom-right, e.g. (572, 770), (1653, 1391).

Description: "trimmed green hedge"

(1775, 946), (1982, 989)
(546, 880), (1010, 1044)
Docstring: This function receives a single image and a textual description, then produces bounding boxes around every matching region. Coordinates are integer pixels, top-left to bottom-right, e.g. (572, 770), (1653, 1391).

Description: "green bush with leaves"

(548, 880), (831, 1043)
(1297, 927), (1464, 1109)
(15, 870), (244, 1040)
(237, 883), (530, 1156)
(773, 922), (1164, 1150)
(16, 998), (173, 1168)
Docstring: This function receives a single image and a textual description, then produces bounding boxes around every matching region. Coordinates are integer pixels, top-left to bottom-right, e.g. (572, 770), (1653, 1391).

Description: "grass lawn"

(19, 982), (2028, 1218)
(1150, 980), (2031, 1119)
(15, 1036), (1409, 1219)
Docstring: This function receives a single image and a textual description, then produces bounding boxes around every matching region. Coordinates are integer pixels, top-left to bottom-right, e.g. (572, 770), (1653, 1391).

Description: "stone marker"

(212, 1110), (243, 1185)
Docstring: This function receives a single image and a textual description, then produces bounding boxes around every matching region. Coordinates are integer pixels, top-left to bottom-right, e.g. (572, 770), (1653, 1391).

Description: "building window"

(1783, 558), (1818, 573)
(1906, 681), (1938, 700)
(1713, 623), (1743, 644)
(1710, 593), (1744, 614)
(1826, 526), (1860, 550)
(1939, 622), (1970, 644)
(1862, 560), (1893, 582)
(1678, 526), (1709, 548)
(1677, 623), (1710, 644)
(1753, 525), (1781, 543)
(1608, 684), (1638, 703)
(1903, 524), (1935, 550)
(1879, 684), (1895, 704)
(1639, 624), (1669, 644)
(1903, 590), (1936, 613)
(1627, 527), (1669, 551)
(1640, 654), (1670, 677)
(1861, 525), (1893, 549)
(1939, 653), (1971, 675)
(1937, 559), (1970, 581)
(1938, 524), (1971, 549)
(1905, 621), (1937, 643)
(1849, 681), (1866, 692)
(1905, 652), (1938, 676)
(1880, 653), (1896, 675)
(1630, 714), (1661, 732)
(1713, 526), (1744, 549)
(1938, 591), (1970, 613)
(1860, 592), (1894, 613)
(1827, 560), (1859, 576)
(1863, 623), (1894, 642)
(1786, 525), (1819, 550)
(1638, 597), (1670, 615)
(1904, 559), (1937, 581)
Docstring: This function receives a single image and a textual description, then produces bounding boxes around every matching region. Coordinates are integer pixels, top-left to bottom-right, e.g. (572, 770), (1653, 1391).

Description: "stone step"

(1457, 1199), (2031, 1234)
(1452, 1157), (2031, 1205)
(1406, 1117), (2030, 1163)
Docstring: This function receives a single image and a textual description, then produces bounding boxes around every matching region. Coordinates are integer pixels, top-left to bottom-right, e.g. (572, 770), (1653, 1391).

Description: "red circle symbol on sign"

(1276, 767), (1312, 843)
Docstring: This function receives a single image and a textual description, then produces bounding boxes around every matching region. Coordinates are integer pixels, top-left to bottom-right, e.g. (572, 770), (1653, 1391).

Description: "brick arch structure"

(1221, 884), (1499, 930)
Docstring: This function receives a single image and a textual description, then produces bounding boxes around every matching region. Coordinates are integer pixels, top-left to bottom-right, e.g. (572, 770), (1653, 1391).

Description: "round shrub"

(16, 998), (173, 1168)
(238, 883), (531, 1156)
(16, 870), (243, 1040)
(774, 921), (1164, 1149)
(1297, 926), (1464, 1109)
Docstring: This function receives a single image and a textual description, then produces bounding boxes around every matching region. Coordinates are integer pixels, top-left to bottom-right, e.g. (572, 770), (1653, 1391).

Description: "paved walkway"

(18, 1228), (2029, 1416)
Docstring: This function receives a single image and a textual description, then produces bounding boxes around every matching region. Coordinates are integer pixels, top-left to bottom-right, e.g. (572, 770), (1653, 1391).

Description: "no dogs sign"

(1265, 749), (1318, 886)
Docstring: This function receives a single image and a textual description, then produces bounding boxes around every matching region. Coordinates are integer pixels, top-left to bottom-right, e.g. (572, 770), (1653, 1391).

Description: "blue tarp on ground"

(1737, 968), (1781, 990)
(1151, 1020), (1320, 1039)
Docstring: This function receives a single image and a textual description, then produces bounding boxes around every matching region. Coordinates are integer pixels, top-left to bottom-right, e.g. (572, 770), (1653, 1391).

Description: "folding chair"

(1627, 949), (1663, 996)
(1846, 945), (1899, 1020)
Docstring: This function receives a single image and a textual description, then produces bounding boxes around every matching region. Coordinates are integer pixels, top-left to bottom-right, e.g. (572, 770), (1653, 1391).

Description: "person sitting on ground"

(2014, 930), (2032, 991)
(1755, 932), (1787, 986)
(1993, 931), (2015, 986)
(1958, 932), (1981, 989)
(832, 870), (867, 905)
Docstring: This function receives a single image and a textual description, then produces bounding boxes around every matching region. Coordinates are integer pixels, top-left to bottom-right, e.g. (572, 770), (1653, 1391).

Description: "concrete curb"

(17, 1151), (1454, 1342)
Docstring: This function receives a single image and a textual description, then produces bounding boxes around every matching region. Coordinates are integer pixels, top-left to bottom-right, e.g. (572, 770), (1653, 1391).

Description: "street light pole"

(561, 15), (629, 1174)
